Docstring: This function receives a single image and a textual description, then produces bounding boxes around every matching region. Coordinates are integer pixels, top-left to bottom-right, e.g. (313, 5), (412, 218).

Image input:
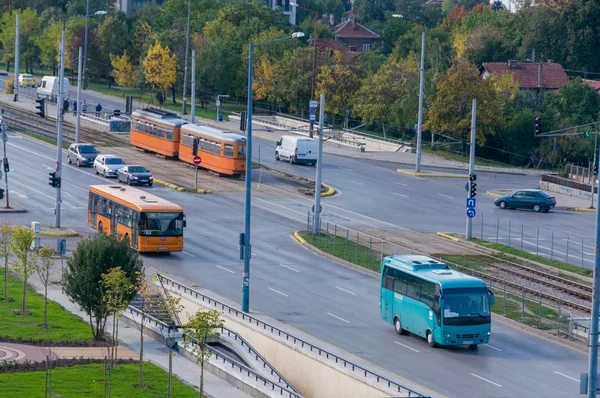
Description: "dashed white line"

(252, 252), (257, 257)
(350, 180), (365, 186)
(327, 312), (350, 324)
(182, 251), (195, 257)
(553, 371), (578, 382)
(393, 182), (408, 186)
(280, 264), (300, 272)
(335, 286), (357, 296)
(471, 373), (502, 387)
(393, 341), (420, 353)
(215, 265), (234, 274)
(483, 343), (502, 352)
(11, 180), (77, 208)
(393, 193), (409, 198)
(338, 167), (353, 172)
(268, 287), (289, 297)
(437, 193), (454, 199)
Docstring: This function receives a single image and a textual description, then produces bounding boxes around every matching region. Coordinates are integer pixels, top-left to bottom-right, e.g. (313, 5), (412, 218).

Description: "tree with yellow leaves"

(143, 42), (177, 107)
(316, 51), (361, 117)
(110, 52), (136, 88)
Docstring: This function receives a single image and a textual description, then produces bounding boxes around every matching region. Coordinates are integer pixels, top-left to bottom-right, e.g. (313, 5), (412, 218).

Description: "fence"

(567, 163), (595, 185)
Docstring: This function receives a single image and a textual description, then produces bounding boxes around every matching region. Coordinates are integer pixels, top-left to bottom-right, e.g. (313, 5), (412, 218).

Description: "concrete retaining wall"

(539, 180), (594, 200)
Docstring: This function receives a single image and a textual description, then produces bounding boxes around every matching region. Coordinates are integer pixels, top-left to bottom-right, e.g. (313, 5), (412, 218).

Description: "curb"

(436, 232), (460, 242)
(396, 169), (466, 178)
(485, 190), (503, 198)
(292, 231), (306, 244)
(153, 178), (212, 194)
(575, 207), (596, 213)
(259, 163), (337, 197)
(321, 183), (336, 197)
(40, 229), (78, 237)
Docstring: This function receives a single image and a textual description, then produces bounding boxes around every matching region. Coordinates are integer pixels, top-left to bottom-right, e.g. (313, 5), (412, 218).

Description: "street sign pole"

(192, 156), (202, 190)
(466, 99), (476, 239)
(1, 123), (8, 209)
(312, 94), (325, 235)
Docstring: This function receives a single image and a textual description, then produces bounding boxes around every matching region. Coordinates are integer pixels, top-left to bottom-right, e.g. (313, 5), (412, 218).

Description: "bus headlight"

(445, 333), (453, 338)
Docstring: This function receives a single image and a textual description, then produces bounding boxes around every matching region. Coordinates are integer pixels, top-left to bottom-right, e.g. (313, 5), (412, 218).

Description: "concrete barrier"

(539, 180), (593, 200)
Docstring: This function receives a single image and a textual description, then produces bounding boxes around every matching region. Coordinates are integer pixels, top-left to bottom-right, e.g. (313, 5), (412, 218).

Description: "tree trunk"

(43, 284), (48, 327)
(4, 255), (8, 301)
(172, 85), (176, 104)
(200, 359), (204, 398)
(89, 313), (97, 340)
(115, 318), (119, 366)
(22, 277), (27, 314)
(139, 319), (144, 387)
(5, 60), (10, 72)
(112, 314), (117, 366)
(45, 355), (49, 398)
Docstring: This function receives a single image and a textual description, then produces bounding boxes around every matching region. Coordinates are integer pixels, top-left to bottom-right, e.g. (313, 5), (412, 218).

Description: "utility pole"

(55, 20), (66, 228)
(588, 136), (600, 397)
(466, 99), (476, 240)
(13, 14), (19, 102)
(592, 133), (597, 209)
(309, 15), (318, 138)
(82, 0), (90, 89)
(2, 122), (9, 209)
(191, 50), (196, 124)
(181, 0), (191, 115)
(312, 94), (325, 234)
(415, 22), (425, 173)
(75, 47), (82, 143)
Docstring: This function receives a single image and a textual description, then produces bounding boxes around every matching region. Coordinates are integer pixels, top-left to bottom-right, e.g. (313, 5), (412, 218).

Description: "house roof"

(333, 19), (381, 40)
(582, 79), (600, 92)
(308, 38), (359, 62)
(480, 61), (569, 89)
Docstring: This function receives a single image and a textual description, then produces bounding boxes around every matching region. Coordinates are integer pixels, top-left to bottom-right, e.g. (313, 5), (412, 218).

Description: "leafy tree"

(183, 309), (224, 398)
(143, 42), (178, 106)
(352, 0), (395, 22)
(98, 13), (133, 77)
(110, 51), (135, 88)
(9, 226), (36, 315)
(316, 51), (362, 117)
(0, 220), (12, 302)
(0, 8), (40, 72)
(130, 20), (155, 65)
(101, 267), (134, 367)
(507, 7), (564, 64)
(35, 245), (55, 328)
(36, 20), (62, 74)
(561, 0), (600, 71)
(64, 234), (143, 340)
(488, 108), (540, 166)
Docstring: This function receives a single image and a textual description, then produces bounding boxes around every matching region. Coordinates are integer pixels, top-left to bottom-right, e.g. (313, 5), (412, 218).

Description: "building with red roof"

(479, 61), (569, 91)
(332, 18), (381, 53)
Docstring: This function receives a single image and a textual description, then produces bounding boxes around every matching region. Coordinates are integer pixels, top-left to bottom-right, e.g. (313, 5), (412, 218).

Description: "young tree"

(9, 226), (36, 315)
(159, 294), (183, 398)
(64, 234), (143, 340)
(0, 220), (12, 301)
(35, 246), (56, 328)
(101, 267), (134, 366)
(183, 309), (224, 398)
(110, 52), (136, 88)
(316, 51), (362, 118)
(143, 42), (177, 107)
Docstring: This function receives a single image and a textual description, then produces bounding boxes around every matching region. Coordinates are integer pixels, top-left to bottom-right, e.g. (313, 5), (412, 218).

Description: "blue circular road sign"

(466, 208), (476, 218)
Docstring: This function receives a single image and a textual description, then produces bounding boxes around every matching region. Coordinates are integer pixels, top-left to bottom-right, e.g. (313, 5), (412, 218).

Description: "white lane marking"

(393, 193), (409, 198)
(335, 286), (357, 296)
(393, 341), (420, 353)
(349, 180), (364, 186)
(182, 251), (196, 257)
(483, 343), (502, 352)
(42, 164), (54, 171)
(471, 373), (502, 387)
(437, 193), (454, 199)
(268, 287), (289, 297)
(252, 252), (257, 257)
(393, 182), (408, 186)
(11, 180), (77, 208)
(553, 371), (578, 382)
(11, 190), (28, 199)
(280, 264), (300, 272)
(338, 167), (353, 172)
(327, 312), (350, 324)
(215, 265), (234, 274)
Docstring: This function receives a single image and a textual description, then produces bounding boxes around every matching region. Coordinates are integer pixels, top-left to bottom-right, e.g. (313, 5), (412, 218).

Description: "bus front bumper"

(442, 331), (491, 346)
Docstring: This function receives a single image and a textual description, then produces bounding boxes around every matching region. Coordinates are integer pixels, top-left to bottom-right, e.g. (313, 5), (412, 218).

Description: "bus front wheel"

(468, 344), (478, 350)
(427, 331), (438, 348)
(394, 317), (409, 336)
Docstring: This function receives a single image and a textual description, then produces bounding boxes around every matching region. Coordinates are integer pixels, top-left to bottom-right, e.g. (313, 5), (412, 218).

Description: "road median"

(153, 178), (212, 194)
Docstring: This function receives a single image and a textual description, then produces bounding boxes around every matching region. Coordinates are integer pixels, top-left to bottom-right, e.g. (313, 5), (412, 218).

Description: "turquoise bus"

(380, 255), (494, 348)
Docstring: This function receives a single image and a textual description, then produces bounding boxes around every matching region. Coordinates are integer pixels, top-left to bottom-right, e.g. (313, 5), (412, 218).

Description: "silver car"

(94, 154), (126, 178)
(67, 143), (98, 167)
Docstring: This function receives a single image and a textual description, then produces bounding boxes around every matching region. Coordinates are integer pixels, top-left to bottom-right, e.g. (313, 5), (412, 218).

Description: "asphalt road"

(5, 133), (587, 398)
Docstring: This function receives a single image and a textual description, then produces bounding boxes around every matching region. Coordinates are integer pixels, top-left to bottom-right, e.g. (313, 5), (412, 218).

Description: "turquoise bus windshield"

(443, 287), (490, 326)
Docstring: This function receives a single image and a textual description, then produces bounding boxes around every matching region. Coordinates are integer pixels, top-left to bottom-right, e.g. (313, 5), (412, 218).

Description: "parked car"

(275, 136), (318, 165)
(18, 73), (35, 87)
(94, 154), (126, 178)
(494, 189), (556, 212)
(67, 143), (98, 167)
(117, 165), (153, 186)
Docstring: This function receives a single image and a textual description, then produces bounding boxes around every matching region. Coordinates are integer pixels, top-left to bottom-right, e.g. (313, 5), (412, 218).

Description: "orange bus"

(130, 108), (188, 157)
(88, 185), (186, 253)
(179, 124), (246, 176)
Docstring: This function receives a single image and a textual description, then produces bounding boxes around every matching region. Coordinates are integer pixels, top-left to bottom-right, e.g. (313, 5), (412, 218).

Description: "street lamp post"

(290, 1), (318, 138)
(242, 31), (305, 313)
(182, 0), (192, 114)
(82, 0), (90, 89)
(392, 14), (425, 173)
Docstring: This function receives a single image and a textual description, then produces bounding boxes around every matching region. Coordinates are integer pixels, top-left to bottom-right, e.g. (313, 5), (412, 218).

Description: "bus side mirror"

(490, 292), (495, 305)
(183, 215), (187, 228)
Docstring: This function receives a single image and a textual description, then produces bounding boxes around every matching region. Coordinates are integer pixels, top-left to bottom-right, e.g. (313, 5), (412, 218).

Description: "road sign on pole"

(466, 208), (476, 218)
(466, 198), (476, 208)
(309, 100), (318, 108)
(193, 156), (202, 165)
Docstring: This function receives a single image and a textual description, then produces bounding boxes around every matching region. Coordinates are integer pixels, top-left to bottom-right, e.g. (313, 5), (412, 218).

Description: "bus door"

(110, 202), (118, 237)
(382, 266), (395, 322)
(131, 212), (140, 249)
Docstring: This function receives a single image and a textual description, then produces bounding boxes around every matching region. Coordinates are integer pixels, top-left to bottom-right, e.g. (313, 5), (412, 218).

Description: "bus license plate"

(158, 247), (168, 251)
(463, 340), (473, 344)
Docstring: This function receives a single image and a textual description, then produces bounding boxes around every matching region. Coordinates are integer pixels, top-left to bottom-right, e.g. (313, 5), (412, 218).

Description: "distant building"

(308, 38), (359, 62)
(332, 18), (381, 53)
(114, 0), (164, 15)
(264, 0), (297, 25)
(479, 60), (569, 91)
(582, 79), (600, 93)
(489, 0), (541, 13)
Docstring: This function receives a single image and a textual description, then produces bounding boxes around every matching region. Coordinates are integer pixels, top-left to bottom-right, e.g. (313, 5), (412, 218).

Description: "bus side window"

(405, 275), (422, 301)
(394, 271), (408, 295)
(224, 144), (234, 157)
(383, 266), (394, 290)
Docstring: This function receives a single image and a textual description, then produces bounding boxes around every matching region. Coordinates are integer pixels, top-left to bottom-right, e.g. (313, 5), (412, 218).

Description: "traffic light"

(3, 158), (8, 173)
(595, 164), (598, 176)
(469, 181), (477, 198)
(0, 189), (4, 200)
(192, 137), (199, 156)
(534, 116), (542, 135)
(469, 173), (476, 182)
(35, 98), (45, 118)
(240, 111), (247, 132)
(56, 176), (61, 188)
(585, 131), (591, 138)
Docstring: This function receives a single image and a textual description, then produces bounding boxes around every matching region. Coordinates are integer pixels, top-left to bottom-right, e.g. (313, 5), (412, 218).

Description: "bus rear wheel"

(427, 331), (438, 348)
(394, 317), (409, 336)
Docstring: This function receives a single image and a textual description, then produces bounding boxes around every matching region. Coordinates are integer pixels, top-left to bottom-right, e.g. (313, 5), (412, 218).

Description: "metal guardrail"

(125, 303), (301, 397)
(156, 273), (426, 397)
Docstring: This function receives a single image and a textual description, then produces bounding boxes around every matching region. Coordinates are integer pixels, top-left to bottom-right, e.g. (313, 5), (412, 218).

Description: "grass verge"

(0, 272), (93, 342)
(0, 362), (201, 397)
(471, 238), (592, 278)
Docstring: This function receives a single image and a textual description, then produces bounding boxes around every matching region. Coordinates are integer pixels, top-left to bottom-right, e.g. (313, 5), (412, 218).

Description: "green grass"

(472, 238), (592, 278)
(0, 272), (93, 342)
(0, 362), (201, 397)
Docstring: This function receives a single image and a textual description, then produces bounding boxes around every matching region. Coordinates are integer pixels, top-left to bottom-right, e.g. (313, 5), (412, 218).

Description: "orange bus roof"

(132, 108), (187, 127)
(181, 124), (247, 144)
(89, 185), (184, 213)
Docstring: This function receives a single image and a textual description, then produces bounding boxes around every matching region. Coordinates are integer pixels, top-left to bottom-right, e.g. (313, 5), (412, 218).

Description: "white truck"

(275, 135), (318, 165)
(36, 76), (70, 103)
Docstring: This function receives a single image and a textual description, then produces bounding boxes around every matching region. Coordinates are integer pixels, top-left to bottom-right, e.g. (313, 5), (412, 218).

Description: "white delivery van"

(275, 135), (318, 165)
(37, 76), (70, 103)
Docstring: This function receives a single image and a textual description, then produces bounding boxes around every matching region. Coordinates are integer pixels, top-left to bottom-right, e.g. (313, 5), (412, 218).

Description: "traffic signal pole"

(54, 22), (66, 228)
(592, 134), (597, 209)
(2, 123), (9, 209)
(466, 99), (476, 239)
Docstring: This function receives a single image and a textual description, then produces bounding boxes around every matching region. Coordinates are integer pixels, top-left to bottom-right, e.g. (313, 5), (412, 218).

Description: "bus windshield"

(140, 212), (184, 236)
(443, 287), (490, 326)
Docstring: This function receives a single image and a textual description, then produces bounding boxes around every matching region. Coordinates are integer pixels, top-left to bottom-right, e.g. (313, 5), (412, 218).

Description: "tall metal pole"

(242, 43), (254, 313)
(75, 47), (83, 143)
(466, 98), (476, 239)
(588, 136), (600, 397)
(312, 94), (325, 235)
(309, 13), (318, 138)
(55, 21), (66, 228)
(82, 0), (90, 89)
(191, 50), (196, 124)
(415, 24), (425, 173)
(591, 134), (597, 209)
(2, 125), (9, 209)
(216, 95), (220, 122)
(13, 14), (19, 102)
(181, 0), (191, 115)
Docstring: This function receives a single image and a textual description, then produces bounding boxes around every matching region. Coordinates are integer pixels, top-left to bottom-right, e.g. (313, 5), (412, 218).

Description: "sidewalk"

(486, 188), (596, 212)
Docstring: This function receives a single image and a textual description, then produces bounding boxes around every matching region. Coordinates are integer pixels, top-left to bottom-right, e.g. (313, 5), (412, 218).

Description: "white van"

(275, 135), (318, 165)
(37, 76), (70, 103)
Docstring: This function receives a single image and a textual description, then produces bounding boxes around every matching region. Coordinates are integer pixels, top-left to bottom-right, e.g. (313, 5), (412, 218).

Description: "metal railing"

(156, 273), (426, 397)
